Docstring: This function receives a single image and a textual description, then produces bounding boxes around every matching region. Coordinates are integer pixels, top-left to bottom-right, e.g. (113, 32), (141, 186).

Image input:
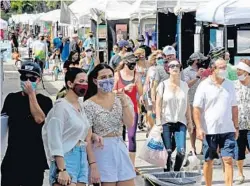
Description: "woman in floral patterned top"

(234, 59), (250, 184)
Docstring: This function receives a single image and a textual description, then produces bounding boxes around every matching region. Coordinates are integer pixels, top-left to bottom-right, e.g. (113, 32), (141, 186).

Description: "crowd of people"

(1, 30), (250, 186)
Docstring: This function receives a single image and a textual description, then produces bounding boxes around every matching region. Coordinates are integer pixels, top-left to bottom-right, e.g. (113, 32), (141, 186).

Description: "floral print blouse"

(234, 80), (250, 130)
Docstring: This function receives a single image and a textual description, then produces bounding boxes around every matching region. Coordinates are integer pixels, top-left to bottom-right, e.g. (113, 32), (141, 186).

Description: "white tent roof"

(196, 0), (250, 25)
(39, 9), (61, 23)
(11, 13), (42, 24)
(224, 0), (250, 25)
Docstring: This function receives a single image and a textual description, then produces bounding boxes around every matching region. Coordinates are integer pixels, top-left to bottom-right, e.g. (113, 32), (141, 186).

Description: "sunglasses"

(168, 64), (181, 69)
(20, 75), (38, 82)
(157, 57), (163, 60)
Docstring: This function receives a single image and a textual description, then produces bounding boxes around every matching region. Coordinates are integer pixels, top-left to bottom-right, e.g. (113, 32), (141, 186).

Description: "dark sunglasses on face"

(20, 75), (37, 82)
(168, 64), (181, 69)
(157, 57), (163, 60)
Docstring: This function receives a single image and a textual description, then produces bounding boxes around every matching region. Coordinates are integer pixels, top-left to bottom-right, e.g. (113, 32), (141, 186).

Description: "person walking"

(1, 62), (53, 186)
(83, 64), (136, 185)
(33, 33), (48, 73)
(234, 59), (250, 184)
(155, 59), (192, 172)
(183, 52), (208, 155)
(113, 54), (143, 173)
(42, 68), (100, 186)
(193, 58), (239, 186)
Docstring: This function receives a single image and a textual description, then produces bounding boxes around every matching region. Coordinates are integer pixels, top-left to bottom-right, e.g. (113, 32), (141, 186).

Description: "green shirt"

(226, 62), (238, 81)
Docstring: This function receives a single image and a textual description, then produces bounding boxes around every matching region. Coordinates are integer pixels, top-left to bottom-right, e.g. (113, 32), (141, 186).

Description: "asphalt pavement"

(1, 47), (250, 186)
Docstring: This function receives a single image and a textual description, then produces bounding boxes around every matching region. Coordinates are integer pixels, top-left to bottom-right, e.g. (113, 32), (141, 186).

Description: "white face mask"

(217, 69), (227, 79)
(86, 51), (92, 57)
(238, 74), (247, 81)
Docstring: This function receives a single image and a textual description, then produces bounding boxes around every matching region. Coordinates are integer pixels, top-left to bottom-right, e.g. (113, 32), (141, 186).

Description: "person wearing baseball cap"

(1, 61), (53, 186)
(234, 59), (250, 184)
(163, 45), (176, 60)
(183, 52), (208, 155)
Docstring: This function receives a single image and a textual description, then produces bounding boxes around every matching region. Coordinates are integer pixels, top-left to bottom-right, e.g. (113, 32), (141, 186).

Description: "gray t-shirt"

(154, 66), (169, 83)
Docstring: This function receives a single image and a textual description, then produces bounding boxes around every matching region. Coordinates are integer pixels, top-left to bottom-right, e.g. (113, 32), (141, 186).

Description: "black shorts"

(235, 130), (250, 161)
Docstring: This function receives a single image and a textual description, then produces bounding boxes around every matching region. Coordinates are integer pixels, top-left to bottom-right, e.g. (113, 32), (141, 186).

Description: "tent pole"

(224, 25), (227, 50)
(177, 14), (182, 61)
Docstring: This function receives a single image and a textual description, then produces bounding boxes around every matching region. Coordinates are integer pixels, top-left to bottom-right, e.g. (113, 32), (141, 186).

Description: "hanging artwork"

(115, 24), (127, 42)
(98, 25), (107, 39)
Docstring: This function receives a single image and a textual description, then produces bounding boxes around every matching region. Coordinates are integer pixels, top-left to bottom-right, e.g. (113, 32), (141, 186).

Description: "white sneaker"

(235, 176), (245, 185)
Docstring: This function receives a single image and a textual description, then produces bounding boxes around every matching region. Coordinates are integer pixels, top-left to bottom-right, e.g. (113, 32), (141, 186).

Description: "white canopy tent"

(11, 13), (42, 25)
(196, 0), (250, 25)
(39, 9), (61, 23)
(0, 19), (8, 30)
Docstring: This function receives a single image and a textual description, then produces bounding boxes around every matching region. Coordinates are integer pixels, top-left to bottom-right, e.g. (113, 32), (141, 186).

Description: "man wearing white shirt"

(193, 58), (239, 186)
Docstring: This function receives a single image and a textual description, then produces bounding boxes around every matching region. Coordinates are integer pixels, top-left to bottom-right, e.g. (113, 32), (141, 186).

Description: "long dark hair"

(68, 50), (80, 62)
(84, 64), (114, 100)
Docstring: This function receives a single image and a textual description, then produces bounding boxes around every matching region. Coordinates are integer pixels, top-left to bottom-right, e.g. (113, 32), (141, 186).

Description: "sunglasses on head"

(20, 75), (38, 82)
(168, 64), (181, 69)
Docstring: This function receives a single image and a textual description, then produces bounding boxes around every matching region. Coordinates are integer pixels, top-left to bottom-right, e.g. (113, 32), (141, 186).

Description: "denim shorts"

(49, 145), (88, 185)
(235, 130), (250, 161)
(203, 132), (235, 161)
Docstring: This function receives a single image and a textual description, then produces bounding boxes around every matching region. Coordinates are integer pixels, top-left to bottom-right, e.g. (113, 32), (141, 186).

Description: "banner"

(60, 2), (71, 24)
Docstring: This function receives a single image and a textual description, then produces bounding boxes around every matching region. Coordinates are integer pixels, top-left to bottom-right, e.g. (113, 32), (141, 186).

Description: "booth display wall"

(157, 12), (177, 50)
(181, 12), (195, 67)
(107, 19), (129, 61)
(157, 12), (195, 66)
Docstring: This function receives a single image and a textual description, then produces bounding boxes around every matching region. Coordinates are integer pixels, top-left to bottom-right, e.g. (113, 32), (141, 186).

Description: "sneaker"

(235, 176), (245, 185)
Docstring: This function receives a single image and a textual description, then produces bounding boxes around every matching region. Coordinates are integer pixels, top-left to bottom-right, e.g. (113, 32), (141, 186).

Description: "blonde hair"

(134, 48), (145, 57)
(148, 50), (163, 66)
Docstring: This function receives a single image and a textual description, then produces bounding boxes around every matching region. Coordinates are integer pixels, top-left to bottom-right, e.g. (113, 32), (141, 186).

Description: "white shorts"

(93, 136), (136, 182)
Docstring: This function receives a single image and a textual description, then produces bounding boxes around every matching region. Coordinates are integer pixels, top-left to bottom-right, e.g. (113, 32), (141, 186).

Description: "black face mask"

(90, 35), (93, 38)
(126, 63), (136, 70)
(41, 36), (44, 40)
(126, 47), (133, 52)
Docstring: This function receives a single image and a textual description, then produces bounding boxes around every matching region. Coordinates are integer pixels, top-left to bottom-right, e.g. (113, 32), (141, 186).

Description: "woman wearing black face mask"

(114, 54), (143, 174)
(43, 68), (101, 186)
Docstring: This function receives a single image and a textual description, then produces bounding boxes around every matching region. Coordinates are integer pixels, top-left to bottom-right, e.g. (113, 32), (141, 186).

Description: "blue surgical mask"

(21, 81), (37, 91)
(156, 59), (165, 66)
(97, 78), (114, 93)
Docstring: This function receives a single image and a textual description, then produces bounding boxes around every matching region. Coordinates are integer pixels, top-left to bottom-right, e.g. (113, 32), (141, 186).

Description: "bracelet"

(89, 162), (96, 166)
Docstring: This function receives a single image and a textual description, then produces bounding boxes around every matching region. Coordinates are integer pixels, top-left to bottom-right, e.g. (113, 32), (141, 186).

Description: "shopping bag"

(1, 114), (9, 158)
(138, 125), (167, 167)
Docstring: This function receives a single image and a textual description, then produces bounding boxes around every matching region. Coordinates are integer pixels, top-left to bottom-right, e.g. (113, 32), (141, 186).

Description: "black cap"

(18, 62), (41, 77)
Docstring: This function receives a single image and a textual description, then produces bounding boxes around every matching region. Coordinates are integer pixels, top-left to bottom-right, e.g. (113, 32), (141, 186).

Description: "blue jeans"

(49, 145), (88, 185)
(161, 122), (187, 171)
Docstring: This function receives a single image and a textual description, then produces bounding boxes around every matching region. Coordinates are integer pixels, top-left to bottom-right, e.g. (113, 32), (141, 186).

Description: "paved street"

(1, 48), (250, 185)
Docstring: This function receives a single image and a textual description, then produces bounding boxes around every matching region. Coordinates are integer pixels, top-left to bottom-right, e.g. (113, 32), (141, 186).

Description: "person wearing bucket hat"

(1, 61), (53, 186)
(234, 59), (250, 184)
(183, 52), (208, 155)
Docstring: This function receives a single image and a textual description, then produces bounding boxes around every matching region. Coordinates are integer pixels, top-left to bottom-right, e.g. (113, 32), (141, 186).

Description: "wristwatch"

(196, 76), (201, 79)
(56, 168), (66, 173)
